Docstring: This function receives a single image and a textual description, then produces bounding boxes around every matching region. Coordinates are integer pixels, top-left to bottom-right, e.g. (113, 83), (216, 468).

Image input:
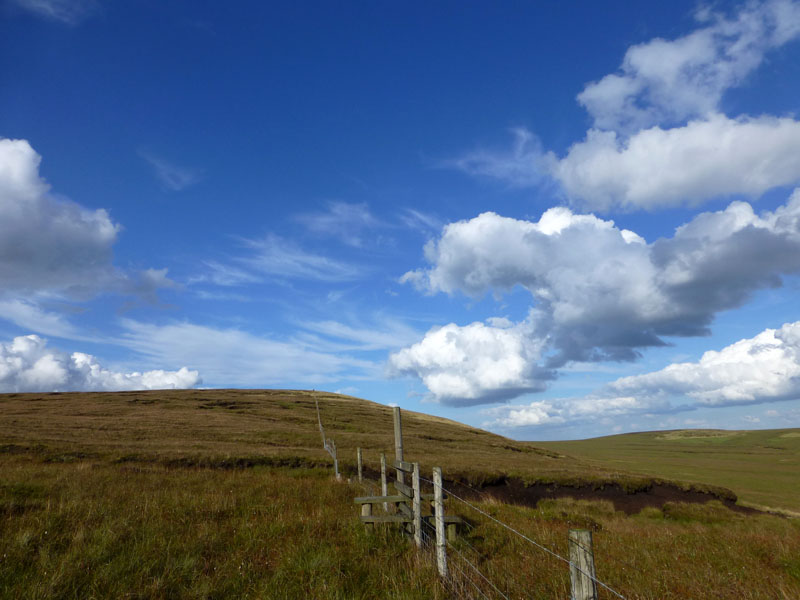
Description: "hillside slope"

(1, 389), (739, 506)
(537, 428), (800, 514)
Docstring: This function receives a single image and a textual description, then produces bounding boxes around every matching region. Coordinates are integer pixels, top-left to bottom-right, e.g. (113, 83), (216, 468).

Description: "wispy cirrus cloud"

(294, 201), (384, 247)
(9, 0), (99, 25)
(139, 150), (202, 191)
(443, 128), (551, 188)
(240, 234), (364, 282)
(119, 318), (377, 386)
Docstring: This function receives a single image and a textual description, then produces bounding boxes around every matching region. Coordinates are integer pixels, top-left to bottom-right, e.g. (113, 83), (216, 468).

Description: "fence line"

(346, 407), (628, 600)
(420, 475), (627, 600)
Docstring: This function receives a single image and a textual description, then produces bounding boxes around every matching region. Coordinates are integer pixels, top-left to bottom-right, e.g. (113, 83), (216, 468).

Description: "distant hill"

(536, 428), (800, 514)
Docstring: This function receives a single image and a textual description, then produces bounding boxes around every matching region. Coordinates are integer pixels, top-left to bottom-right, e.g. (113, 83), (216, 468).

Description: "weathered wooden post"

(433, 466), (448, 578)
(330, 439), (341, 481)
(361, 499), (373, 530)
(412, 462), (422, 548)
(393, 406), (404, 485)
(380, 452), (388, 512)
(569, 529), (598, 600)
(357, 447), (363, 482)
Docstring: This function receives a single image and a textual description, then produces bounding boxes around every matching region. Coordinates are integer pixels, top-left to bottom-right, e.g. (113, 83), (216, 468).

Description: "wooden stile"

(392, 459), (414, 472)
(393, 480), (413, 498)
(361, 499), (373, 530)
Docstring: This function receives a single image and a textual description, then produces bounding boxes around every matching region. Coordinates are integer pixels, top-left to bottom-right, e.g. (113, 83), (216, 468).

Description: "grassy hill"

(536, 428), (800, 515)
(1, 389), (799, 599)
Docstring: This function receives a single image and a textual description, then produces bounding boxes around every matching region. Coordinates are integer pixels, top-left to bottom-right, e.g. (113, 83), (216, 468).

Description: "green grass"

(536, 428), (800, 514)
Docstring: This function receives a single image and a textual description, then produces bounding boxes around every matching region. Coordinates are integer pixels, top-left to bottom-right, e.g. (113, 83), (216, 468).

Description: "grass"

(536, 429), (800, 514)
(0, 457), (446, 599)
(1, 389), (799, 598)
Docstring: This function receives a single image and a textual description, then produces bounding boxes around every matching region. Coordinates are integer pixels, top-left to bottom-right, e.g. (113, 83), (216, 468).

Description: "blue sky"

(2, 0), (800, 440)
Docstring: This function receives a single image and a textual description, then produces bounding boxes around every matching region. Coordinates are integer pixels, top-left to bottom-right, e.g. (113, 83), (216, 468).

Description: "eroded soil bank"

(446, 477), (759, 516)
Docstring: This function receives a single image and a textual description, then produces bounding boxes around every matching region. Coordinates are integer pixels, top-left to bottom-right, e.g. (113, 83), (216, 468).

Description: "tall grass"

(0, 457), (446, 599)
(437, 495), (800, 599)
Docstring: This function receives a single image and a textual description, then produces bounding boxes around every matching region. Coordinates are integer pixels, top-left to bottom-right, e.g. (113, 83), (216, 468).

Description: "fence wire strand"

(420, 475), (627, 600)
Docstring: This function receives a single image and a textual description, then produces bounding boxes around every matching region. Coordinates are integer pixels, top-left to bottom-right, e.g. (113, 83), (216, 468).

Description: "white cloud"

(553, 113), (800, 211)
(0, 138), (177, 311)
(606, 321), (800, 406)
(10, 0), (99, 24)
(139, 151), (202, 191)
(0, 299), (84, 340)
(396, 191), (800, 404)
(118, 319), (377, 387)
(0, 138), (120, 297)
(389, 320), (552, 405)
(447, 1), (800, 211)
(484, 321), (800, 429)
(0, 335), (199, 393)
(578, 0), (800, 132)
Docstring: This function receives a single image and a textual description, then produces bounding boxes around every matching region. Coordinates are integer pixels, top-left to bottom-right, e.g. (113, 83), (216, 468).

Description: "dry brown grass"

(2, 389), (799, 599)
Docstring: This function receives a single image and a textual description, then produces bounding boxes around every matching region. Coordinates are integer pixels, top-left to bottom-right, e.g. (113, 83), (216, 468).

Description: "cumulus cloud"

(0, 138), (177, 307)
(605, 321), (800, 406)
(448, 1), (800, 211)
(0, 335), (200, 393)
(394, 190), (800, 404)
(578, 0), (800, 132)
(0, 138), (120, 297)
(554, 114), (800, 211)
(389, 320), (552, 405)
(484, 321), (800, 429)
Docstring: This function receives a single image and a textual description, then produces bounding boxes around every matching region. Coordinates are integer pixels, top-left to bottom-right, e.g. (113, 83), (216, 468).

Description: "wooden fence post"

(380, 452), (388, 512)
(393, 406), (404, 485)
(357, 447), (363, 482)
(412, 462), (422, 548)
(433, 466), (448, 578)
(569, 529), (598, 600)
(331, 439), (341, 481)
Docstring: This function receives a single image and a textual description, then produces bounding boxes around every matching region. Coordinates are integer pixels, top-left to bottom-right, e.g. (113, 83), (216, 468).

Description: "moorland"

(1, 389), (798, 599)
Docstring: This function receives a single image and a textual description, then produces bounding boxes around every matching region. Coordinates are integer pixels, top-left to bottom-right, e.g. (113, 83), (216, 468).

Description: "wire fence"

(352, 447), (628, 599)
(418, 474), (628, 600)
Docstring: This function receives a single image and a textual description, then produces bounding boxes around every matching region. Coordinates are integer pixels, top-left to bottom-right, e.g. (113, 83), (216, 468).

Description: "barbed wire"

(420, 475), (627, 600)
